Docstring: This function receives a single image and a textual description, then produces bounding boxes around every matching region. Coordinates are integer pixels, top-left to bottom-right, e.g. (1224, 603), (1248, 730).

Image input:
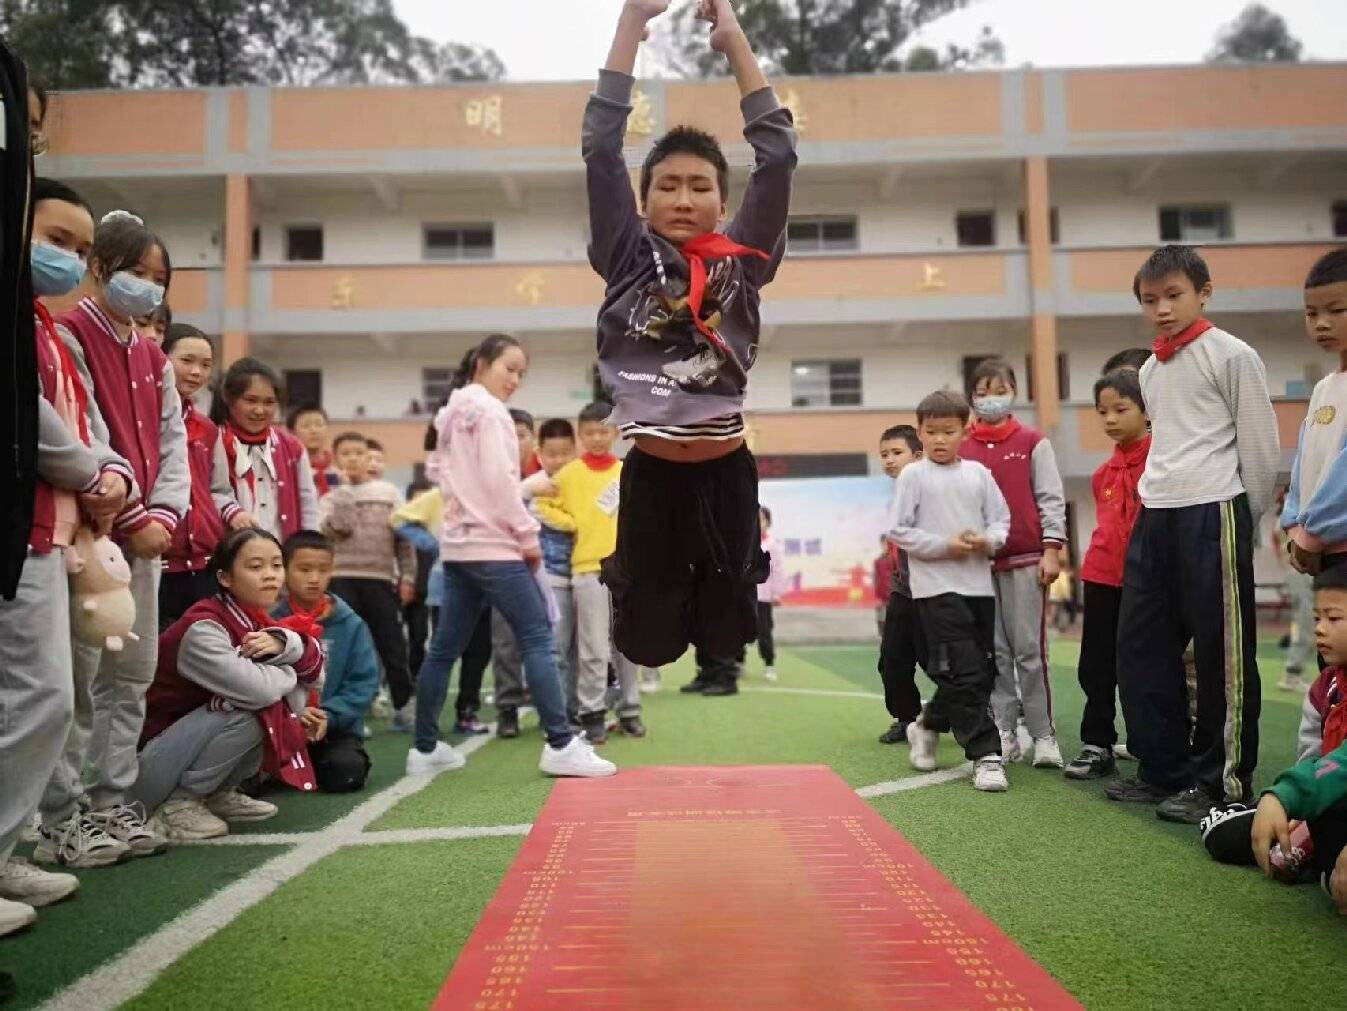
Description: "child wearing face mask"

(158, 325), (248, 630)
(216, 358), (320, 543)
(958, 358), (1068, 771)
(34, 211), (191, 870)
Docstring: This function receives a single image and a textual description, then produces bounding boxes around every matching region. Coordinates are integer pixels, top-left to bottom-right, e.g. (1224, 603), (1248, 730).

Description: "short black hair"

(286, 402), (327, 430)
(1133, 244), (1211, 302)
(1102, 348), (1152, 374)
(211, 527), (282, 577)
(640, 125), (729, 206)
(1094, 368), (1145, 413)
(332, 431), (367, 452)
(538, 418), (576, 443)
(1306, 248), (1347, 290)
(282, 529), (333, 565)
(365, 437), (384, 453)
(161, 323), (211, 357)
(968, 357), (1017, 398)
(509, 408), (535, 432)
(32, 177), (91, 216)
(916, 390), (970, 426)
(578, 401), (612, 425)
(1313, 565), (1347, 594)
(879, 423), (922, 455)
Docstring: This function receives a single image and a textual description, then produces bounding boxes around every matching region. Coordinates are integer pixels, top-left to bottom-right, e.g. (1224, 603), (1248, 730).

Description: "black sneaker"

(581, 713), (607, 745)
(618, 716), (647, 738)
(680, 676), (710, 694)
(1200, 804), (1256, 865)
(701, 680), (739, 697)
(496, 708), (520, 739)
(1063, 745), (1117, 781)
(1103, 776), (1171, 804)
(878, 721), (909, 745)
(1156, 786), (1219, 825)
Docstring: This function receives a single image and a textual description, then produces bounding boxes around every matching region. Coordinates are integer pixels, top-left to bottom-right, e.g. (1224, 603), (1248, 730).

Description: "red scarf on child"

(681, 233), (770, 349)
(309, 449), (334, 496)
(1152, 318), (1213, 363)
(582, 452), (618, 471)
(967, 416), (1022, 445)
(221, 422), (273, 500)
(274, 596), (330, 706)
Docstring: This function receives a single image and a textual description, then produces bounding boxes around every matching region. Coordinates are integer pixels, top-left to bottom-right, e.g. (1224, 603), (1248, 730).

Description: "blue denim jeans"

(416, 561), (573, 750)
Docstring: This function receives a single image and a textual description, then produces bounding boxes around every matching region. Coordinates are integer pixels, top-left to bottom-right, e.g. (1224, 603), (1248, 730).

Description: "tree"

(1207, 2), (1302, 63)
(0, 1), (117, 89)
(646, 0), (1003, 78)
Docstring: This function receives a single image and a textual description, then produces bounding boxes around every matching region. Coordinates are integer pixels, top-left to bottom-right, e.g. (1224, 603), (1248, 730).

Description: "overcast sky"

(394, 0), (1347, 81)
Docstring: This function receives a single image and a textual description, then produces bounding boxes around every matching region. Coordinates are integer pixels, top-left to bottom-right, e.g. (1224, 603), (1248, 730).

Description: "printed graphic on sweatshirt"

(596, 479), (620, 518)
(625, 254), (744, 391)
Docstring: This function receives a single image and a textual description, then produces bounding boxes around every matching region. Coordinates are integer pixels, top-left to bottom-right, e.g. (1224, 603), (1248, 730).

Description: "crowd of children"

(6, 0), (1347, 943)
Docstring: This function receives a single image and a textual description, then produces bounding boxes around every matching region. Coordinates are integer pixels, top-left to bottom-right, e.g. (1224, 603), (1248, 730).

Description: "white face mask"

(972, 394), (1014, 423)
(104, 270), (164, 318)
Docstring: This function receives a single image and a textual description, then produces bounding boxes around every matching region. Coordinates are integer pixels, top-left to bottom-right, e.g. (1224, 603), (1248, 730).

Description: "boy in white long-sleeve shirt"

(1109, 244), (1280, 824)
(890, 390), (1011, 792)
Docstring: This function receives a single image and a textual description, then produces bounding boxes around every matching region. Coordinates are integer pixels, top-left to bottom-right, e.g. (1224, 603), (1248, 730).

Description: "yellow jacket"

(391, 487), (444, 534)
(541, 457), (621, 575)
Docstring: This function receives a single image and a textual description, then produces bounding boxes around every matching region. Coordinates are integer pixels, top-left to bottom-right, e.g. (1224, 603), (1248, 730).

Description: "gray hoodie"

(583, 70), (797, 429)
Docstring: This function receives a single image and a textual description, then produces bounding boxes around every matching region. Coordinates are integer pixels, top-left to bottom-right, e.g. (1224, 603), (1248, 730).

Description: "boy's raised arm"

(585, 2), (669, 281)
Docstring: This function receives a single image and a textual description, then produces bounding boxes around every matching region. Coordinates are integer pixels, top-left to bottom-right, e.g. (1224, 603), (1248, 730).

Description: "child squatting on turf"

(889, 391), (1011, 793)
(1108, 244), (1280, 824)
(587, 0), (797, 669)
(876, 424), (928, 746)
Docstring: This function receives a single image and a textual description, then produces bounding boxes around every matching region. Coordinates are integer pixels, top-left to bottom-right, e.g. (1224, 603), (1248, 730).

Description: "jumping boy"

(876, 424), (926, 745)
(1109, 245), (1279, 823)
(890, 391), (1010, 792)
(588, 0), (796, 669)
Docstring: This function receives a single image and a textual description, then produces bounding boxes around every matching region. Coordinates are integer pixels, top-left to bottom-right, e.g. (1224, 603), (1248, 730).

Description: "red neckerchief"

(226, 420), (271, 446)
(968, 416), (1022, 445)
(582, 452), (618, 472)
(309, 449), (333, 496)
(680, 233), (770, 350)
(1323, 667), (1347, 755)
(1153, 318), (1213, 363)
(1111, 434), (1152, 471)
(222, 422), (273, 501)
(34, 301), (91, 444)
(281, 595), (330, 641)
(522, 454), (542, 479)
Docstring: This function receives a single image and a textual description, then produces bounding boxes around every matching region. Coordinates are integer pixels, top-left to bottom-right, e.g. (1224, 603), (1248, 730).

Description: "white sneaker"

(1113, 743), (1136, 761)
(34, 813), (130, 868)
(0, 896), (36, 937)
(87, 802), (168, 857)
(906, 721), (938, 772)
(147, 799), (228, 841)
(1000, 730), (1024, 764)
(406, 741), (466, 776)
(973, 757), (1009, 792)
(17, 813), (40, 845)
(539, 736), (618, 778)
(1032, 736), (1065, 769)
(764, 666), (778, 682)
(370, 689), (392, 720)
(206, 790), (278, 823)
(1015, 720), (1034, 758)
(0, 857), (79, 907)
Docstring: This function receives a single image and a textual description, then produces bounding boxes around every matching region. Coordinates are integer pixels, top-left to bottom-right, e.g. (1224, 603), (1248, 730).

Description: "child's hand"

(1039, 548), (1062, 588)
(946, 536), (972, 560)
(1289, 542), (1320, 576)
(1251, 793), (1292, 877)
(523, 545), (542, 571)
(300, 706), (328, 743)
(126, 521), (172, 560)
(697, 0), (742, 54)
(240, 630), (283, 660)
(79, 470), (128, 523)
(399, 578), (416, 605)
(960, 531), (990, 556)
(229, 511), (257, 531)
(625, 0), (671, 23)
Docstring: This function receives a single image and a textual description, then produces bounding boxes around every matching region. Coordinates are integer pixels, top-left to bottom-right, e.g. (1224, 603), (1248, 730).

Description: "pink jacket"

(426, 383), (540, 562)
(758, 532), (788, 604)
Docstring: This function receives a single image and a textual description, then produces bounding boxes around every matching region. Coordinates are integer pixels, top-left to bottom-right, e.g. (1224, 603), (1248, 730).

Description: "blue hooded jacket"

(274, 593), (380, 737)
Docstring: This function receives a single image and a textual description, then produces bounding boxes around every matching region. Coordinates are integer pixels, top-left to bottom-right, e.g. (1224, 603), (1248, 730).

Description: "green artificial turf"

(124, 838), (522, 1011)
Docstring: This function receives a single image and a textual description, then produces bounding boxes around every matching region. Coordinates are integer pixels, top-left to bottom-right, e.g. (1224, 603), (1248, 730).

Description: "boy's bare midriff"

(635, 434), (744, 463)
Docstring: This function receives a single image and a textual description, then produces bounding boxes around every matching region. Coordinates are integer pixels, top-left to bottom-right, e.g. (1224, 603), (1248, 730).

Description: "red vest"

(30, 303), (93, 554)
(1081, 436), (1151, 588)
(146, 593), (323, 792)
(221, 426), (308, 541)
(960, 420), (1049, 572)
(164, 405), (226, 573)
(58, 298), (169, 526)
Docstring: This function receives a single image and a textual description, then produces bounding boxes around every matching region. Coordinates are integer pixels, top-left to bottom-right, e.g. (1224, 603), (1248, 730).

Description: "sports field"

(8, 635), (1346, 1010)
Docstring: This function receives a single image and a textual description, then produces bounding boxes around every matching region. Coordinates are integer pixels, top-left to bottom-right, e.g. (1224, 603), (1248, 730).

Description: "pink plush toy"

(67, 528), (138, 652)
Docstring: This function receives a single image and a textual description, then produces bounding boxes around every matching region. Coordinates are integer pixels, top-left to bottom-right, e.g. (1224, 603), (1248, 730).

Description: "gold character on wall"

(628, 88), (657, 136)
(332, 275), (356, 308)
(515, 271), (545, 306)
(781, 88), (807, 133)
(917, 262), (947, 292)
(465, 95), (504, 137)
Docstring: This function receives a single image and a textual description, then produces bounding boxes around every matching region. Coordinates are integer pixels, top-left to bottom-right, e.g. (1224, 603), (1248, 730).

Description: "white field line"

(740, 685), (885, 700)
(38, 729), (499, 1011)
(855, 763), (975, 797)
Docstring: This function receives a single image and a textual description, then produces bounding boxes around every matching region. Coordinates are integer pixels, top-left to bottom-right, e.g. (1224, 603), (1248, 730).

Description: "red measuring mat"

(434, 765), (1082, 1010)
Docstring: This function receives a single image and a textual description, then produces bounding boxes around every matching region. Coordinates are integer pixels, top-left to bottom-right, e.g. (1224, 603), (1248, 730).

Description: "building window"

(285, 225), (323, 262)
(955, 210), (996, 248)
(791, 359), (862, 408)
(1334, 201), (1347, 238)
(422, 367), (454, 411)
(424, 224), (494, 261)
(786, 216), (858, 253)
(1024, 353), (1070, 402)
(283, 370), (322, 410)
(1016, 207), (1060, 245)
(250, 225), (261, 261)
(1158, 205), (1232, 243)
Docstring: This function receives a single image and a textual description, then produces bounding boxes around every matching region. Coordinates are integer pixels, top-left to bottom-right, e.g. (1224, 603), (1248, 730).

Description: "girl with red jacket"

(158, 325), (248, 629)
(1064, 368), (1151, 780)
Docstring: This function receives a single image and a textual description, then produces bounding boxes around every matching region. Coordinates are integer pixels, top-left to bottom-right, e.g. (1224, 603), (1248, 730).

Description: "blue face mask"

(104, 270), (164, 319)
(972, 393), (1014, 423)
(30, 243), (86, 297)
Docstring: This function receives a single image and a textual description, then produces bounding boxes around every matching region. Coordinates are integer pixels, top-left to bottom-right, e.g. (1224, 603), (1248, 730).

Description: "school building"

(39, 61), (1347, 567)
